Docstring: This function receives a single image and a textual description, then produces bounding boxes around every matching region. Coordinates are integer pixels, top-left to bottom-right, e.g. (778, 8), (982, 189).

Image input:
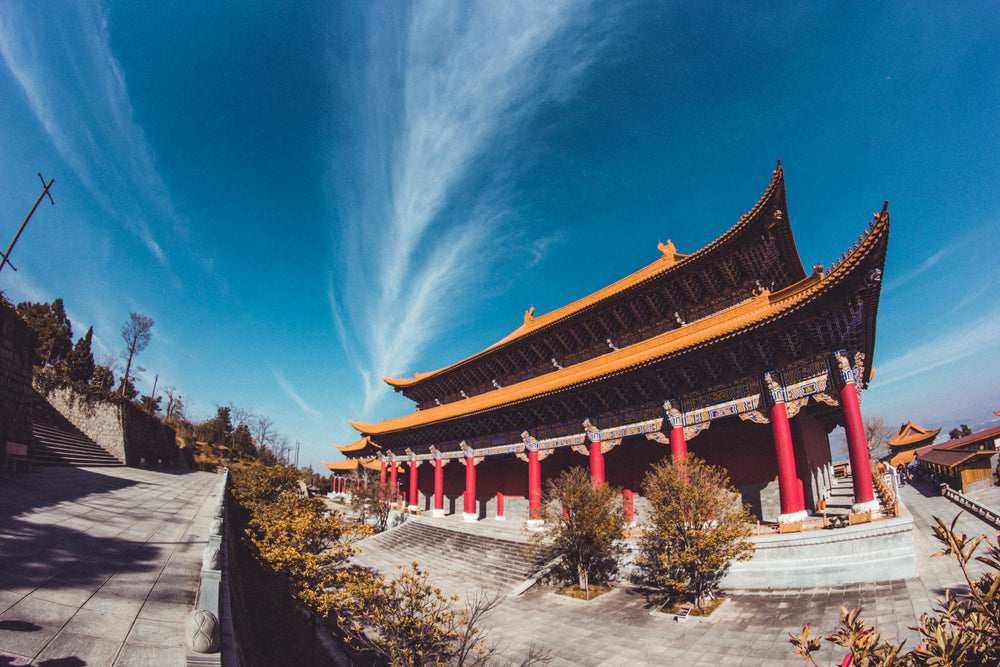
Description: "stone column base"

(495, 515), (506, 521)
(431, 508), (446, 517)
(778, 509), (809, 524)
(526, 519), (544, 530)
(852, 500), (880, 514)
(462, 512), (478, 522)
(407, 505), (419, 512)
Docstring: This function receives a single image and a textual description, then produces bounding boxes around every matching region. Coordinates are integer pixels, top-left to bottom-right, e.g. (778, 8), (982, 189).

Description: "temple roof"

(383, 162), (802, 391)
(350, 201), (888, 438)
(335, 435), (378, 453)
(323, 458), (383, 471)
(917, 448), (993, 469)
(886, 421), (941, 450)
(885, 449), (921, 468)
(938, 424), (1000, 451)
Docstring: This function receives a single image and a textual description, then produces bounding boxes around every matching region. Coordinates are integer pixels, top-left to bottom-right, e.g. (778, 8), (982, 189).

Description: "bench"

(5, 442), (30, 472)
(674, 604), (693, 623)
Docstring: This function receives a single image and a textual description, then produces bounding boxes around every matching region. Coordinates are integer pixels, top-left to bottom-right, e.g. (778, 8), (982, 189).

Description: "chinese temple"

(335, 163), (890, 526)
(882, 421), (941, 468)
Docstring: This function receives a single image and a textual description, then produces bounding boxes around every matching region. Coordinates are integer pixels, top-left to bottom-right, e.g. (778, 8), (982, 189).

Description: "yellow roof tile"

(351, 203), (888, 437)
(383, 163), (790, 390)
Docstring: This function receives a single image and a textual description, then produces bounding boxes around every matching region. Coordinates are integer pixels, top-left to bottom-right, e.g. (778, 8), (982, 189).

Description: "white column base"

(526, 519), (544, 530)
(495, 515), (506, 521)
(778, 510), (809, 524)
(462, 512), (478, 522)
(407, 505), (418, 512)
(852, 500), (880, 514)
(431, 508), (446, 517)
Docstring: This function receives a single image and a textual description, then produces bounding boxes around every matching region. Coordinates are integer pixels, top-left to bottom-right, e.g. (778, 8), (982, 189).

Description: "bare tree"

(162, 385), (185, 421)
(227, 402), (253, 428)
(119, 312), (154, 397)
(864, 415), (894, 459)
(273, 434), (292, 465)
(250, 414), (276, 451)
(835, 414), (894, 461)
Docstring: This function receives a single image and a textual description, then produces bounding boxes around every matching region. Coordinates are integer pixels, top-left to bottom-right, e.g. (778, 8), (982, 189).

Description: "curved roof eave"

(384, 162), (799, 391)
(353, 203), (889, 438)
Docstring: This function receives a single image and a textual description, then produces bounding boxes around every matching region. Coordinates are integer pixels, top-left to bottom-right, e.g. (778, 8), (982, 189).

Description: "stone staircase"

(356, 516), (552, 591)
(30, 396), (122, 467)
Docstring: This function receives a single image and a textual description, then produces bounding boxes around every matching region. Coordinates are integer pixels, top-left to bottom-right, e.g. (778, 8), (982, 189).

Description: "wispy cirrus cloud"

(883, 230), (980, 294)
(329, 1), (613, 414)
(872, 307), (1000, 388)
(0, 2), (177, 263)
(273, 369), (323, 421)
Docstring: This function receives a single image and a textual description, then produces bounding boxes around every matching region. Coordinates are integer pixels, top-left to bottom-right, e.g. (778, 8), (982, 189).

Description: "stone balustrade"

(185, 469), (232, 665)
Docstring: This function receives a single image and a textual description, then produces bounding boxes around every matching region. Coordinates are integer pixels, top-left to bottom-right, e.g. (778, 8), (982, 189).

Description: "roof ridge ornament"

(524, 306), (535, 327)
(657, 239), (677, 255)
(657, 239), (685, 267)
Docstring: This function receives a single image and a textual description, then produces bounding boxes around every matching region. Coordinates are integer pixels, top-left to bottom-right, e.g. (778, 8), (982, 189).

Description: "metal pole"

(0, 173), (54, 275)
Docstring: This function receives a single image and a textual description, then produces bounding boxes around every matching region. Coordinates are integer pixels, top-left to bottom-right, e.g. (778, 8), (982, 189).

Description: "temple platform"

(336, 471), (919, 592)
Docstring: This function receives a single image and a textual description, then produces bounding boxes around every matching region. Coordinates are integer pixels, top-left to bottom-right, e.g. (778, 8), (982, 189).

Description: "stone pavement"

(0, 465), (220, 666)
(349, 478), (1000, 666)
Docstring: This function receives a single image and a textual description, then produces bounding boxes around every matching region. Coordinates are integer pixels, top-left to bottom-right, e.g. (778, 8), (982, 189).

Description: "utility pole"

(295, 441), (300, 468)
(1, 173), (55, 275)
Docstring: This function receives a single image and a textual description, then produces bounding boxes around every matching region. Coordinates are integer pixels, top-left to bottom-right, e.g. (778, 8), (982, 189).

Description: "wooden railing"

(872, 463), (898, 512)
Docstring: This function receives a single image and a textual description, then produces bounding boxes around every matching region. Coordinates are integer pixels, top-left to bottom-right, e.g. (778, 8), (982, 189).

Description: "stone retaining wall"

(0, 300), (36, 451)
(39, 382), (177, 466)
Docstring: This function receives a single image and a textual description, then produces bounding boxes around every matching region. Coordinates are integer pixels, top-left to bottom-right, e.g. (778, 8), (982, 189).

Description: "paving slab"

(0, 465), (219, 666)
(348, 476), (1000, 665)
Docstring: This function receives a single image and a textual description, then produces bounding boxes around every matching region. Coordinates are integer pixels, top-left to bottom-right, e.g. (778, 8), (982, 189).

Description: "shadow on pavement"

(0, 515), (163, 591)
(0, 465), (201, 523)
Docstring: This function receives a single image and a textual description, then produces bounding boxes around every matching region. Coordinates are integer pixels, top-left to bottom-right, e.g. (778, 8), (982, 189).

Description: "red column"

(771, 402), (806, 521)
(408, 462), (419, 511)
(623, 489), (634, 523)
(379, 460), (387, 483)
(528, 450), (542, 524)
(433, 458), (445, 516)
(669, 426), (688, 460)
(589, 441), (605, 486)
(841, 382), (876, 511)
(496, 492), (505, 520)
(390, 462), (398, 501)
(463, 456), (477, 521)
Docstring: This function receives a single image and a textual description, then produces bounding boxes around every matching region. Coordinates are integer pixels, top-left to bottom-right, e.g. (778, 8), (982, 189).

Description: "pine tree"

(67, 326), (95, 383)
(16, 298), (73, 369)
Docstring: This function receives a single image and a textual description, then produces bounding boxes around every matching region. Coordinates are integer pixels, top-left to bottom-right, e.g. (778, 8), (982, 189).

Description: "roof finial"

(657, 239), (677, 256)
(524, 306), (535, 326)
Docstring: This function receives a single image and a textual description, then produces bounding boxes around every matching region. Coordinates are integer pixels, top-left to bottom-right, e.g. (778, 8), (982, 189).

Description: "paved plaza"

(3, 466), (999, 666)
(0, 466), (219, 666)
(352, 477), (1000, 666)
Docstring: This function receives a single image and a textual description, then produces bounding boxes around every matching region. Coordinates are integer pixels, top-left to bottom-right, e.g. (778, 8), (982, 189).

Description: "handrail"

(940, 484), (1000, 530)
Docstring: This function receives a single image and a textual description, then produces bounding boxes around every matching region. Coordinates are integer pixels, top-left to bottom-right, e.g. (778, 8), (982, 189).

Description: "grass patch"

(555, 584), (613, 600)
(658, 597), (725, 617)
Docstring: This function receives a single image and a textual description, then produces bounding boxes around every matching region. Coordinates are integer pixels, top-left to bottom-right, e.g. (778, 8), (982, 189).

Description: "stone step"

(30, 399), (122, 467)
(359, 517), (550, 589)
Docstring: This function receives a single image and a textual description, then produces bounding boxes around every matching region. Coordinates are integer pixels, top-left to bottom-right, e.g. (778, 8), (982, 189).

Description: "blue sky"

(1, 2), (998, 472)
